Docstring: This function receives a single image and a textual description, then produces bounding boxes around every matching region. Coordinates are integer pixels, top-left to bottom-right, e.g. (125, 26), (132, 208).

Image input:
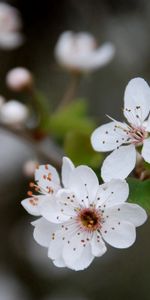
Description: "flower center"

(127, 126), (148, 145)
(78, 208), (102, 232)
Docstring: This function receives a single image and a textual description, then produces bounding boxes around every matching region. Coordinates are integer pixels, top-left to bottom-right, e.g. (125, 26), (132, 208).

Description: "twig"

(58, 72), (81, 110)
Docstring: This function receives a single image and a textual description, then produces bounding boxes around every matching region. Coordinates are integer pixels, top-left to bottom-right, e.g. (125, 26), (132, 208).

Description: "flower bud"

(6, 67), (33, 92)
(0, 100), (29, 126)
(23, 160), (38, 178)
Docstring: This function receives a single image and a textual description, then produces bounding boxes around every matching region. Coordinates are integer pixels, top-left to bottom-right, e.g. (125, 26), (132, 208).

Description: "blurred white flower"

(22, 157), (147, 271)
(0, 3), (23, 50)
(55, 31), (115, 73)
(0, 100), (29, 126)
(91, 77), (150, 182)
(6, 67), (33, 92)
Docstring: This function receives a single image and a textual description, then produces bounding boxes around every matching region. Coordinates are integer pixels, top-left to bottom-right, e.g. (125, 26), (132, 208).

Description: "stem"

(27, 86), (50, 130)
(0, 124), (61, 170)
(58, 72), (81, 110)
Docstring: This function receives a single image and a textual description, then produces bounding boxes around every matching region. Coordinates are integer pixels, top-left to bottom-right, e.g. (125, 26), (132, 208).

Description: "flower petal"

(62, 234), (94, 270)
(56, 189), (79, 214)
(124, 78), (150, 125)
(81, 42), (115, 71)
(61, 157), (74, 188)
(21, 195), (47, 216)
(101, 220), (136, 249)
(39, 197), (70, 223)
(48, 228), (65, 260)
(53, 256), (66, 268)
(91, 121), (128, 152)
(142, 138), (150, 163)
(32, 217), (59, 247)
(95, 179), (129, 208)
(145, 115), (150, 132)
(69, 166), (99, 204)
(90, 232), (107, 257)
(65, 244), (94, 271)
(104, 203), (147, 227)
(35, 164), (60, 194)
(71, 42), (115, 71)
(101, 144), (136, 182)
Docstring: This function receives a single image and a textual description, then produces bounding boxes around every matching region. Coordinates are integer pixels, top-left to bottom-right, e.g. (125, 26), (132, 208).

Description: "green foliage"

(128, 177), (150, 213)
(48, 100), (96, 140)
(64, 131), (103, 169)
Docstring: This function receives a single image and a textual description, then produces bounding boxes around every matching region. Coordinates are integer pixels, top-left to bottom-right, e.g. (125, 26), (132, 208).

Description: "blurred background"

(0, 0), (150, 299)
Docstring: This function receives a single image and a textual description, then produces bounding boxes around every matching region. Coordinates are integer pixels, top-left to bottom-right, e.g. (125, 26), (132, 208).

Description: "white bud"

(6, 67), (33, 92)
(0, 100), (29, 126)
(23, 160), (38, 178)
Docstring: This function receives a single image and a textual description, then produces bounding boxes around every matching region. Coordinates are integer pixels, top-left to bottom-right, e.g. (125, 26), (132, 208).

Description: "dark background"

(0, 1), (150, 299)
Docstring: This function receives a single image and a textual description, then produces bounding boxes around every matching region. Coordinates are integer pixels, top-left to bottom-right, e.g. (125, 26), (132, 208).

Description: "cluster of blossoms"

(21, 31), (149, 271)
(22, 157), (147, 271)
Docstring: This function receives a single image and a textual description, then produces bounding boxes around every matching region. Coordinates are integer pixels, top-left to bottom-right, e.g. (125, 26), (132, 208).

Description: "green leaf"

(64, 131), (103, 169)
(47, 99), (96, 140)
(128, 177), (150, 213)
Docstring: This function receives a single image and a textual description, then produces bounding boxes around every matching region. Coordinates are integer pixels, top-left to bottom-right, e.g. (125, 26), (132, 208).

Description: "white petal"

(32, 217), (58, 248)
(69, 166), (99, 204)
(90, 232), (107, 257)
(101, 144), (136, 182)
(66, 244), (94, 271)
(104, 203), (147, 227)
(61, 157), (74, 188)
(71, 42), (115, 71)
(48, 222), (80, 261)
(48, 228), (65, 260)
(124, 78), (150, 125)
(53, 256), (66, 268)
(39, 197), (70, 223)
(80, 42), (115, 71)
(62, 233), (94, 270)
(95, 179), (129, 208)
(142, 138), (150, 163)
(56, 189), (79, 215)
(145, 115), (150, 131)
(21, 195), (47, 216)
(35, 164), (60, 194)
(101, 220), (136, 248)
(91, 121), (128, 152)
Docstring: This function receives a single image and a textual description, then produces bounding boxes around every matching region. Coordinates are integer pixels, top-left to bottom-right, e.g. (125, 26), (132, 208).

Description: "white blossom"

(91, 77), (150, 181)
(0, 100), (29, 126)
(0, 3), (23, 49)
(6, 67), (33, 92)
(21, 157), (147, 271)
(21, 157), (74, 216)
(55, 31), (115, 73)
